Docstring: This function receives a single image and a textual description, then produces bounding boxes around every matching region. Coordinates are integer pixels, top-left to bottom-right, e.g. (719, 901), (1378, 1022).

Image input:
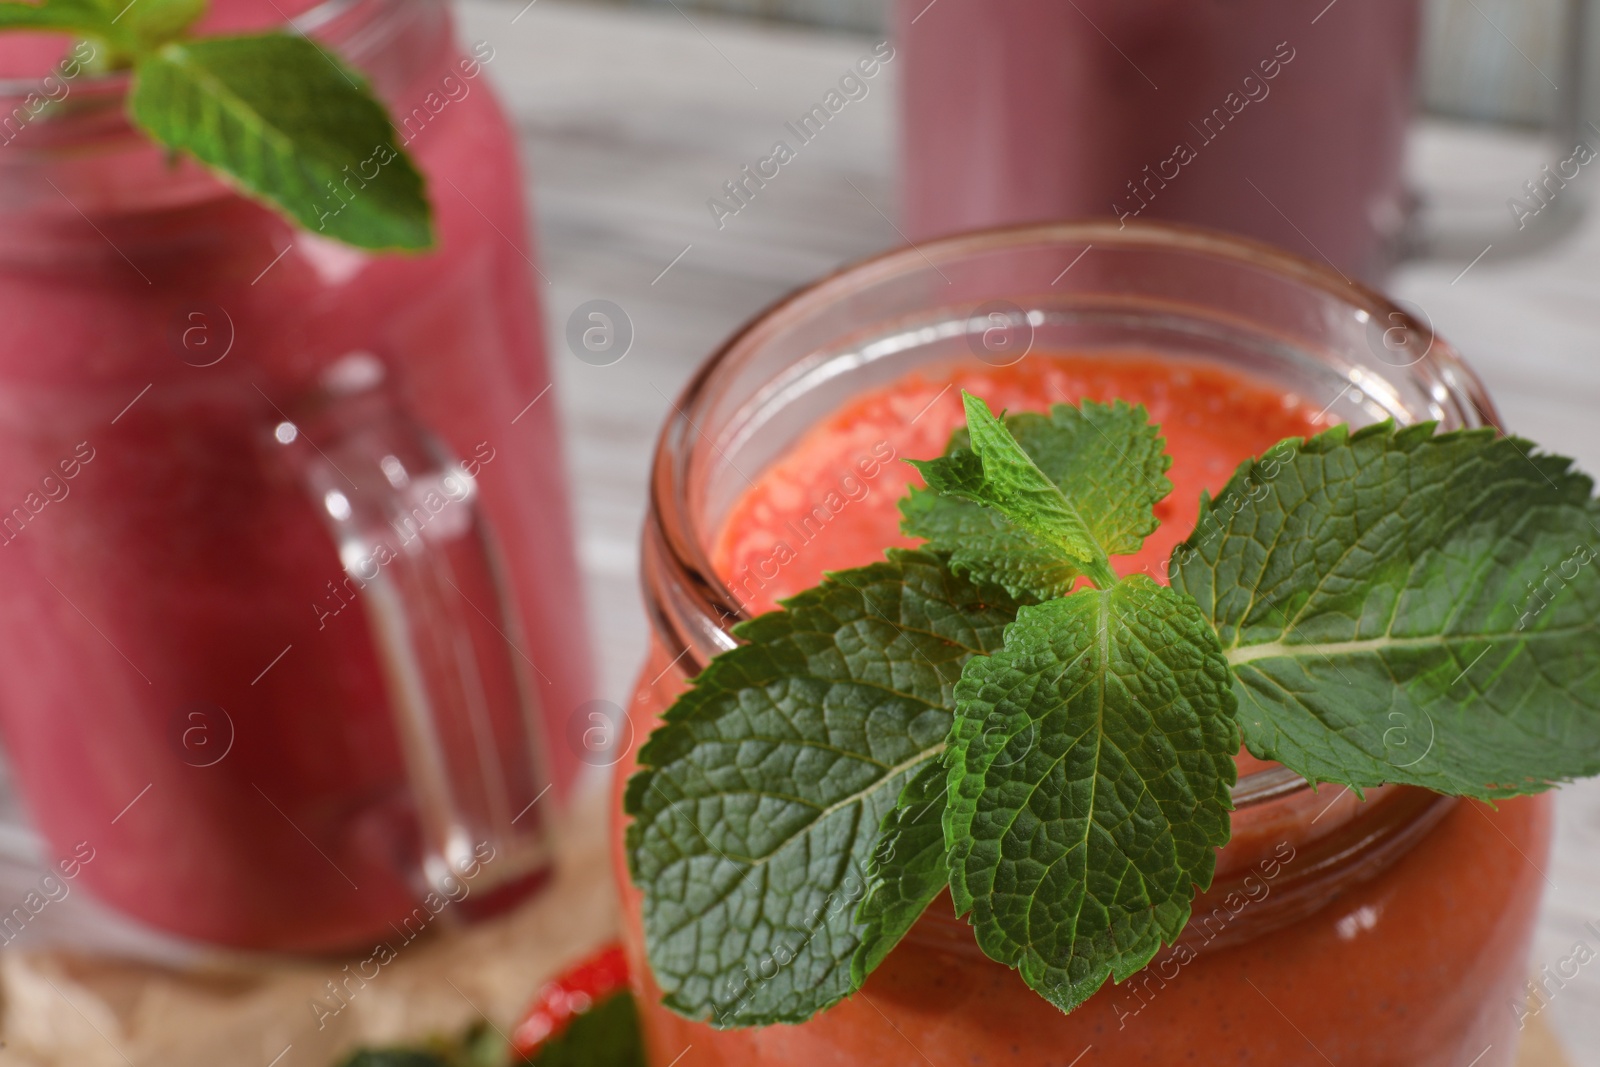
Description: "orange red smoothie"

(619, 353), (1550, 1066)
(711, 354), (1324, 613)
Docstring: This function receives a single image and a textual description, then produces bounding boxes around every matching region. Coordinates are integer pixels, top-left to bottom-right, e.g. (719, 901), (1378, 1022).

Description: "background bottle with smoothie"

(0, 0), (589, 951)
(897, 0), (1421, 279)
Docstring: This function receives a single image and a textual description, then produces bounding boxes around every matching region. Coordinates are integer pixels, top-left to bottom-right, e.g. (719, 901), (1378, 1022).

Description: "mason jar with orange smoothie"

(611, 224), (1590, 1066)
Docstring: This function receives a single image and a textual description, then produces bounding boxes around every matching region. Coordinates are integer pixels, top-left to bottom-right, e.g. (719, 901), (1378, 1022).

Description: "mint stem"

(1082, 557), (1119, 589)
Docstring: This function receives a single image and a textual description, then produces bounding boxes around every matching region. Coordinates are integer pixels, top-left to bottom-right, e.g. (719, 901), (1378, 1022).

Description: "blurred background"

(568, 0), (1584, 123)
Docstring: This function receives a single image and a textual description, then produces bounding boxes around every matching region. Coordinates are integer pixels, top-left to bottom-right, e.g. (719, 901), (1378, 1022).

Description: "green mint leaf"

(905, 395), (1170, 597)
(945, 576), (1238, 1013)
(850, 759), (949, 985)
(909, 392), (1114, 587)
(526, 992), (646, 1067)
(623, 549), (1019, 1027)
(0, 0), (132, 48)
(129, 34), (433, 250)
(121, 0), (205, 50)
(1172, 421), (1600, 798)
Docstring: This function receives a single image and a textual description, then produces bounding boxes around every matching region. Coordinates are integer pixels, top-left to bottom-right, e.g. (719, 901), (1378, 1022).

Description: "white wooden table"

(467, 0), (1600, 1059)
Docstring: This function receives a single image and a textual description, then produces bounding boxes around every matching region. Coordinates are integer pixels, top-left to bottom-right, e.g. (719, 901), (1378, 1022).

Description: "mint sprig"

(132, 35), (431, 250)
(623, 550), (1019, 1026)
(946, 578), (1237, 1013)
(1, 0), (432, 250)
(1172, 419), (1600, 798)
(628, 388), (1600, 1027)
(121, 0), (206, 53)
(905, 396), (1170, 598)
(850, 759), (947, 985)
(0, 0), (141, 52)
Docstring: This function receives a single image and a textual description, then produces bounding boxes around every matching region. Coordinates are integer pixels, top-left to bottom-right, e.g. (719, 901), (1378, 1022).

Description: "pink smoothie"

(898, 0), (1421, 278)
(0, 0), (590, 949)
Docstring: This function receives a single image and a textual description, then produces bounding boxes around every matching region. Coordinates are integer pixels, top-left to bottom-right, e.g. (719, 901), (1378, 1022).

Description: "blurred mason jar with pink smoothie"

(0, 0), (588, 954)
(897, 0), (1421, 279)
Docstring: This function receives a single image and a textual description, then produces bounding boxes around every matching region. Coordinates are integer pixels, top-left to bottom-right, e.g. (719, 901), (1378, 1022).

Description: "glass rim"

(643, 218), (1500, 811)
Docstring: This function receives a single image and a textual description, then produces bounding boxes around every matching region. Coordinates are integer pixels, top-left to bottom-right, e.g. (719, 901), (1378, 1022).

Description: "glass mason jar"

(0, 0), (591, 952)
(896, 0), (1422, 279)
(613, 222), (1552, 1065)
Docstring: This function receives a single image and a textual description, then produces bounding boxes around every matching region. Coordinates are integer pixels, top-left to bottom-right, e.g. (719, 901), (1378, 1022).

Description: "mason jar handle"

(273, 353), (552, 901)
